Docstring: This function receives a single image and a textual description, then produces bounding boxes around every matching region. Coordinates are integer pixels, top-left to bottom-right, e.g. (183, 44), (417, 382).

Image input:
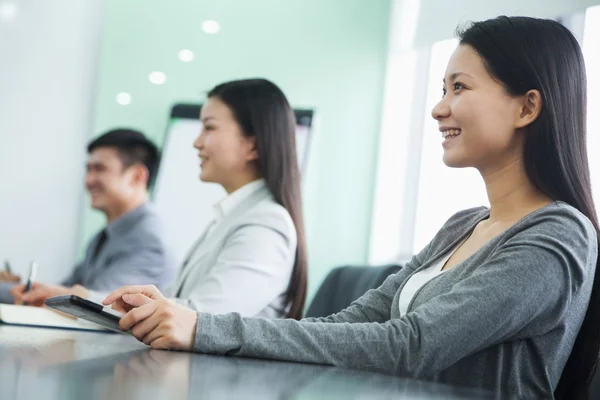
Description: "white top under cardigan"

(398, 242), (460, 316)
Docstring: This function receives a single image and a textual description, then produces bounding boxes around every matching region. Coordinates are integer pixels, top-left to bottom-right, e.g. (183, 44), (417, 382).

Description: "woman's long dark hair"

(459, 16), (599, 399)
(207, 78), (308, 319)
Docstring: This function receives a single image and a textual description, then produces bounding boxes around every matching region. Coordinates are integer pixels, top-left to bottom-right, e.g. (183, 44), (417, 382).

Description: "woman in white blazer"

(107, 79), (308, 319)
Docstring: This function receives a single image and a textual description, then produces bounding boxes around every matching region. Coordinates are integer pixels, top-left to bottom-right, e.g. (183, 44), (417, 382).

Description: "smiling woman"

(107, 79), (308, 320)
(412, 38), (490, 256)
(104, 16), (599, 399)
(432, 44), (538, 173)
(195, 98), (262, 194)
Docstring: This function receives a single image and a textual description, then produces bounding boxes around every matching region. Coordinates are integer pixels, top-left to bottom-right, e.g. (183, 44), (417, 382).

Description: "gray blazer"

(62, 203), (177, 291)
(192, 202), (597, 398)
(165, 185), (296, 318)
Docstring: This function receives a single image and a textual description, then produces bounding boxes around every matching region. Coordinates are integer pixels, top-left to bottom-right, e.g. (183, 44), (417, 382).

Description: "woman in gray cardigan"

(104, 17), (600, 399)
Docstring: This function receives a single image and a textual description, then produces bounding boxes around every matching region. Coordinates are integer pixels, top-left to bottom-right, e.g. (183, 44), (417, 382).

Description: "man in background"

(1, 129), (177, 305)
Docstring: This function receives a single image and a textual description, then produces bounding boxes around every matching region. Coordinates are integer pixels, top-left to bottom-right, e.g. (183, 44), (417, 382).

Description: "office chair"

(304, 264), (402, 318)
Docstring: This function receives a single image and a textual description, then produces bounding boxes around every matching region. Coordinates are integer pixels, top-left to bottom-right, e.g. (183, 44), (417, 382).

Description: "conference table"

(0, 325), (494, 399)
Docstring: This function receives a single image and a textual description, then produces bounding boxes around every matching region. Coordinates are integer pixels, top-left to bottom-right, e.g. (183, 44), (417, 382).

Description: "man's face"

(85, 147), (137, 213)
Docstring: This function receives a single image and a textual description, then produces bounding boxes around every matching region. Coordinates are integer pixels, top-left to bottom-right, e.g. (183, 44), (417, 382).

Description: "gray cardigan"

(193, 202), (598, 398)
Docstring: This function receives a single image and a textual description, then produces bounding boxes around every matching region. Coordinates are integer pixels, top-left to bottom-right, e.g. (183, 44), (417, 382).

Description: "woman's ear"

(245, 136), (259, 161)
(515, 89), (542, 129)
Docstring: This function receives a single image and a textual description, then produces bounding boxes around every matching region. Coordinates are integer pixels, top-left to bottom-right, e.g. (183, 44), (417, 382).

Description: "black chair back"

(304, 264), (402, 318)
(590, 365), (600, 399)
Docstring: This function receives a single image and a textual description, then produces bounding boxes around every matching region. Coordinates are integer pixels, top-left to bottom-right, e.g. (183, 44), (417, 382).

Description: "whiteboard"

(153, 106), (314, 264)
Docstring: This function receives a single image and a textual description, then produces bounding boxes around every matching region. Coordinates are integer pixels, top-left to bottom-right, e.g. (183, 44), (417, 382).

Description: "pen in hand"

(23, 261), (39, 306)
(1, 259), (20, 282)
(3, 260), (12, 275)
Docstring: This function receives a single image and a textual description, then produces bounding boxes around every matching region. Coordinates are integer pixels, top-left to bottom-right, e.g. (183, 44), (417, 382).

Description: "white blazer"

(164, 181), (297, 318)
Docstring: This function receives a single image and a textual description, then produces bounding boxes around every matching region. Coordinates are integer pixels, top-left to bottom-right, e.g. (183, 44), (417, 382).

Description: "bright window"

(583, 5), (600, 206)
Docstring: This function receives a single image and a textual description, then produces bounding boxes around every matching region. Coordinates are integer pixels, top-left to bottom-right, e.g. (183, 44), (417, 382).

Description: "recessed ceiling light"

(178, 49), (194, 62)
(202, 20), (220, 34)
(0, 2), (18, 21)
(148, 71), (166, 85)
(116, 92), (132, 106)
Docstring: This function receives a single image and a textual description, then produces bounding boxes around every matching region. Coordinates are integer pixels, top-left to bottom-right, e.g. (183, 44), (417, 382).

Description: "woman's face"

(194, 97), (258, 190)
(431, 44), (527, 174)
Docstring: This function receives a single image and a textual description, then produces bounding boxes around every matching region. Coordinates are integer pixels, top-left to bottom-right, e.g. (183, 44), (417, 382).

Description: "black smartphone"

(45, 295), (129, 334)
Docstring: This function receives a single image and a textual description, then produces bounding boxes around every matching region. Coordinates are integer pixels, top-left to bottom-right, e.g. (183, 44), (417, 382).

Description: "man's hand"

(10, 283), (89, 307)
(0, 271), (21, 283)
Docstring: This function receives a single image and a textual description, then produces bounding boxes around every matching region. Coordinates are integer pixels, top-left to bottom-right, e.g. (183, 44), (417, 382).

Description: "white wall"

(0, 0), (104, 282)
(413, 0), (600, 46)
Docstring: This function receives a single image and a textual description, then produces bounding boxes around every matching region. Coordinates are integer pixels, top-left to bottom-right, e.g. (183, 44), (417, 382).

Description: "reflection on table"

(0, 325), (493, 400)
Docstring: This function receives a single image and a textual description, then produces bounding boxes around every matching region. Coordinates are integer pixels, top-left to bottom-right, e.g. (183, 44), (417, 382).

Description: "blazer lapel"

(171, 222), (214, 296)
(172, 186), (273, 297)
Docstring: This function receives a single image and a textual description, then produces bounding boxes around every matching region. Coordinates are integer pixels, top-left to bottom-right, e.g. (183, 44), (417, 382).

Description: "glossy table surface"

(0, 324), (494, 399)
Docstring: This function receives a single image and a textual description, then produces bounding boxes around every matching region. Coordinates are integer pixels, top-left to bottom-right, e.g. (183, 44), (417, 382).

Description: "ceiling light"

(178, 49), (194, 62)
(0, 2), (18, 21)
(202, 20), (220, 34)
(148, 71), (166, 85)
(116, 92), (132, 105)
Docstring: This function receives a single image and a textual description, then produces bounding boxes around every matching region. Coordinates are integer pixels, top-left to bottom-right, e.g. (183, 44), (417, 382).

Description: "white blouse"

(398, 243), (460, 316)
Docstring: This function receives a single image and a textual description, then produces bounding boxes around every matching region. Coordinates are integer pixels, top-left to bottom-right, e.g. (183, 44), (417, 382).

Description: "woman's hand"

(102, 285), (166, 313)
(118, 295), (198, 351)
